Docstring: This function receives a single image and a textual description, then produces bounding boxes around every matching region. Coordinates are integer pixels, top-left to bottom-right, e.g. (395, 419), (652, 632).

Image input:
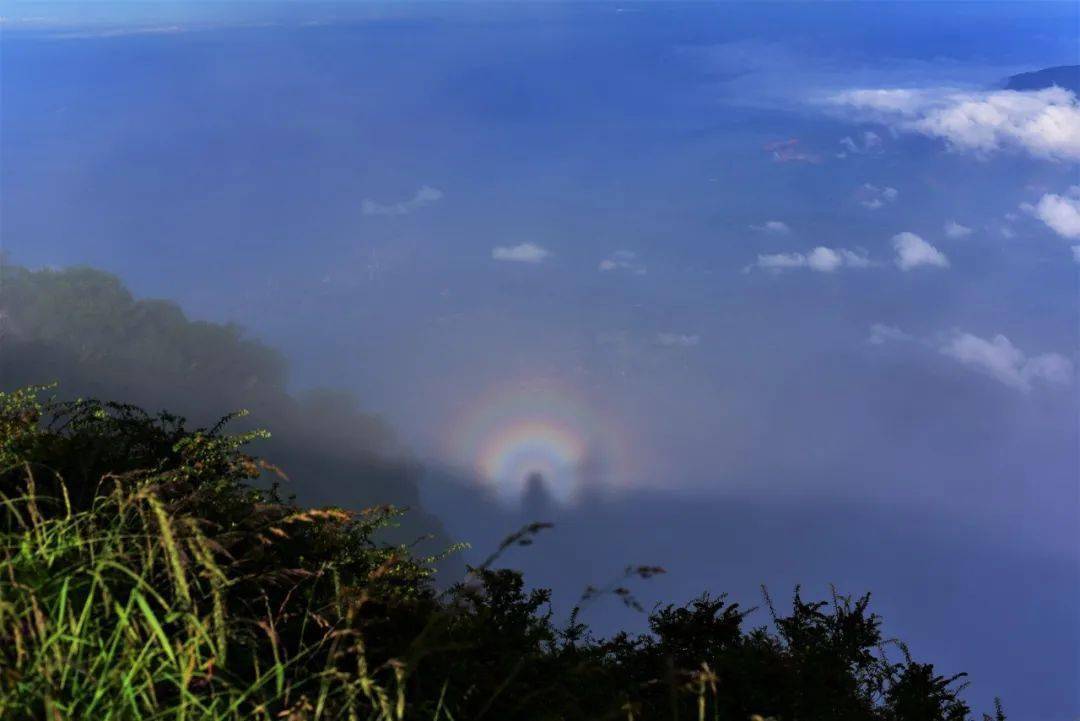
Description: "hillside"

(0, 263), (447, 552)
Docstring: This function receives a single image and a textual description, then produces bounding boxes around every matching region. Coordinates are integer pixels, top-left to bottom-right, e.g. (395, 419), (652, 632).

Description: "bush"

(0, 387), (1001, 720)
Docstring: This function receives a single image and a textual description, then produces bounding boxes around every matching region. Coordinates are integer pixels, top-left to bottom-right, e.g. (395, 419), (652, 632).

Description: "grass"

(0, 387), (424, 720)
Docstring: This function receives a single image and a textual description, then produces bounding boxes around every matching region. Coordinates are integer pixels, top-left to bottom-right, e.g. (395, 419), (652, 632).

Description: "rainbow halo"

(447, 379), (622, 505)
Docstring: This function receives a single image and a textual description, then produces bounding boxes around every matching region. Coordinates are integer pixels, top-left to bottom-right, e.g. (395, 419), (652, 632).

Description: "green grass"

(0, 387), (424, 720)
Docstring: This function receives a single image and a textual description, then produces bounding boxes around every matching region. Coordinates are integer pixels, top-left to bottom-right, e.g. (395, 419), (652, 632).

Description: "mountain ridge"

(1002, 65), (1080, 94)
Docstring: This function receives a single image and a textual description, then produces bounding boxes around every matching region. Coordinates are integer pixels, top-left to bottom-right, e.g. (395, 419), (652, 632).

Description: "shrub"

(0, 387), (1001, 720)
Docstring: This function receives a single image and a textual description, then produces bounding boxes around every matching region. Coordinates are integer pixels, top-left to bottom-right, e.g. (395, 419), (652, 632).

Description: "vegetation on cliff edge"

(0, 387), (1002, 721)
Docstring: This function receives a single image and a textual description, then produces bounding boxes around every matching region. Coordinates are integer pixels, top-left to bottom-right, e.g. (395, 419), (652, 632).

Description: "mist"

(2, 2), (1078, 719)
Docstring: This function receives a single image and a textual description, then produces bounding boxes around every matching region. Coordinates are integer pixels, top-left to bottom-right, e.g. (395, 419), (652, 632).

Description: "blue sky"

(3, 2), (1079, 717)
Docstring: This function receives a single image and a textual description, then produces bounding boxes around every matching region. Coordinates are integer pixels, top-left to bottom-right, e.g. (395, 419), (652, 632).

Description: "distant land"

(1003, 65), (1080, 93)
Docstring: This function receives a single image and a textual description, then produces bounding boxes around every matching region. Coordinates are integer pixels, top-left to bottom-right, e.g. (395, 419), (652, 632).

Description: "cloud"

(753, 252), (805, 271)
(492, 243), (550, 263)
(47, 25), (189, 39)
(361, 185), (443, 216)
(763, 138), (820, 163)
(751, 246), (870, 273)
(598, 250), (646, 274)
(892, 232), (948, 270)
(858, 183), (899, 210)
(837, 130), (883, 158)
(656, 333), (701, 348)
(834, 88), (926, 114)
(867, 323), (913, 345)
(869, 323), (1073, 392)
(943, 220), (972, 238)
(749, 220), (791, 234)
(1023, 187), (1080, 239)
(940, 332), (1073, 391)
(829, 86), (1080, 161)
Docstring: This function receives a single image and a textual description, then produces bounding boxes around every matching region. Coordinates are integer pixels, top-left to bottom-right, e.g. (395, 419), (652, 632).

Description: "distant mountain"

(0, 263), (451, 556)
(1003, 65), (1080, 94)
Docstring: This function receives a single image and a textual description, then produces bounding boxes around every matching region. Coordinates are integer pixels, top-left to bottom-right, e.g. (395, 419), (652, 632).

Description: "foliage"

(0, 387), (1003, 720)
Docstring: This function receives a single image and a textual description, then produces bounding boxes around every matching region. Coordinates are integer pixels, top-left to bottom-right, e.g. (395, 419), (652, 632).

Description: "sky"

(2, 2), (1079, 718)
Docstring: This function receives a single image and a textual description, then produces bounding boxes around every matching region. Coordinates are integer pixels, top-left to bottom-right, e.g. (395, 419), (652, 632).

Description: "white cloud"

(754, 252), (805, 271)
(44, 24), (190, 39)
(752, 234), (947, 274)
(752, 246), (870, 273)
(829, 86), (1080, 161)
(834, 88), (925, 114)
(867, 323), (913, 345)
(749, 220), (791, 234)
(858, 183), (899, 210)
(657, 333), (701, 348)
(807, 246), (859, 271)
(492, 242), (550, 263)
(807, 247), (844, 272)
(940, 332), (1073, 391)
(837, 130), (883, 158)
(870, 324), (1074, 392)
(1024, 187), (1080, 239)
(893, 232), (949, 270)
(361, 185), (443, 216)
(598, 250), (646, 274)
(944, 220), (972, 238)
